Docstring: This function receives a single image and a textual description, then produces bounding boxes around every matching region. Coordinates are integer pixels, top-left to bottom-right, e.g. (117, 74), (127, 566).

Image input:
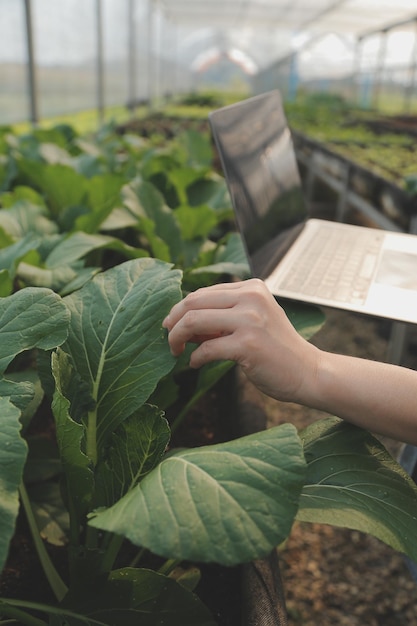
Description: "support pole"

(372, 30), (388, 110)
(23, 0), (39, 126)
(127, 0), (137, 114)
(147, 0), (154, 109)
(96, 0), (105, 126)
(352, 36), (362, 106)
(404, 19), (417, 113)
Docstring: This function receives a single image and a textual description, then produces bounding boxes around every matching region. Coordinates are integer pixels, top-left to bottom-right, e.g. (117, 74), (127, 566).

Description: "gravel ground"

(255, 307), (417, 625)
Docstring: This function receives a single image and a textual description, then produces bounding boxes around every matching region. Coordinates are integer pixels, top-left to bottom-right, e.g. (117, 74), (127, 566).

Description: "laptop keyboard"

(277, 228), (384, 305)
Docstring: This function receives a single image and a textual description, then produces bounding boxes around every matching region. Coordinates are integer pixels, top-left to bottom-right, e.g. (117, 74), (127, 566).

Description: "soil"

(241, 306), (417, 625)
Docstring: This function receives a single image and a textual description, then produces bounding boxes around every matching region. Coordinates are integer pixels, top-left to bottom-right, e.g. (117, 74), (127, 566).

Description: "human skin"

(163, 279), (417, 445)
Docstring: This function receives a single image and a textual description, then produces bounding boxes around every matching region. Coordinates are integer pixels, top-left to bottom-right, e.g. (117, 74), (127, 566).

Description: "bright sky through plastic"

(0, 0), (416, 79)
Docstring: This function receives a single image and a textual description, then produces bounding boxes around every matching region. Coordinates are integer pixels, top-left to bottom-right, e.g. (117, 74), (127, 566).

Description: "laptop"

(208, 89), (417, 324)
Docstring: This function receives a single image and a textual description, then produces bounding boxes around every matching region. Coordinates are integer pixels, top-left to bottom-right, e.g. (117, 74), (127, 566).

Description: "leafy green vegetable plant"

(0, 121), (417, 625)
(286, 93), (417, 187)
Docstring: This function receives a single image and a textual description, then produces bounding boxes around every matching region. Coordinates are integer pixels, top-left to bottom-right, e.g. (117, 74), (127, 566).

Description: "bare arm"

(163, 279), (417, 444)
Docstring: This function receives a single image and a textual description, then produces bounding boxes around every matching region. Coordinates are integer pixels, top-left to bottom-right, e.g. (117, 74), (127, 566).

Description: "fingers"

(188, 333), (240, 369)
(162, 279), (274, 363)
(165, 307), (237, 357)
(163, 284), (240, 331)
(163, 279), (266, 331)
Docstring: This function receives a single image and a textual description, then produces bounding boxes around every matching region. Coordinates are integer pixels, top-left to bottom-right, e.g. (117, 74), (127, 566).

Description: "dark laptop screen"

(209, 90), (307, 279)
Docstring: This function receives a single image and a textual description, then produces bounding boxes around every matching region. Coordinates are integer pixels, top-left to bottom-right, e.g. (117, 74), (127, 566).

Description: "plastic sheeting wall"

(0, 0), (192, 125)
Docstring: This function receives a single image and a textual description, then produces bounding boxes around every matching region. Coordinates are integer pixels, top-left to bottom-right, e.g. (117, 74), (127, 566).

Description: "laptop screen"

(209, 90), (308, 279)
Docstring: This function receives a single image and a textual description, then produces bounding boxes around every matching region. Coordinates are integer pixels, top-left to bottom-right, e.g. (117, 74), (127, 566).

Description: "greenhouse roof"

(162, 0), (417, 71)
(162, 0), (417, 36)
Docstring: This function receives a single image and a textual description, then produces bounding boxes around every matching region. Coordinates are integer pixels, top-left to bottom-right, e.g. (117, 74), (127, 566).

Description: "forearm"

(304, 349), (417, 444)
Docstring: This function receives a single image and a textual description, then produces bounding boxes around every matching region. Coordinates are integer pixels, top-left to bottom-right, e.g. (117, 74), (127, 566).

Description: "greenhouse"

(1, 1), (417, 625)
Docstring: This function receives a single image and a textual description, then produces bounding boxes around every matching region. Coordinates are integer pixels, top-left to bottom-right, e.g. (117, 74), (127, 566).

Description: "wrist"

(294, 343), (325, 409)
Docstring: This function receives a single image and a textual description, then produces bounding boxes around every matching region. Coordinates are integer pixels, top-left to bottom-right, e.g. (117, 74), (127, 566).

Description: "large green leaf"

(75, 174), (125, 233)
(0, 397), (27, 573)
(0, 378), (37, 415)
(0, 288), (69, 574)
(179, 130), (213, 168)
(17, 261), (84, 291)
(90, 423), (306, 565)
(87, 567), (216, 626)
(51, 349), (94, 520)
(125, 180), (183, 262)
(94, 405), (170, 506)
(174, 205), (219, 241)
(0, 202), (57, 239)
(297, 417), (417, 561)
(186, 174), (231, 210)
(17, 160), (87, 215)
(1, 568), (216, 626)
(0, 287), (70, 373)
(45, 231), (147, 269)
(62, 259), (182, 451)
(0, 232), (41, 280)
(283, 300), (326, 340)
(0, 268), (12, 296)
(28, 481), (70, 547)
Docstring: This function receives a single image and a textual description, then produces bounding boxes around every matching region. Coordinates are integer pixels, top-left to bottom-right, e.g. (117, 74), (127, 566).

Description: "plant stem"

(0, 602), (47, 626)
(18, 484), (68, 602)
(129, 546), (146, 568)
(0, 599), (105, 626)
(171, 393), (203, 434)
(86, 408), (98, 466)
(100, 533), (124, 572)
(158, 558), (180, 576)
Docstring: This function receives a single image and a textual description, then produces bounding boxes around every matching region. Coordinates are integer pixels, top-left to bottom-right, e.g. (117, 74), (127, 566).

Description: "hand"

(163, 279), (320, 404)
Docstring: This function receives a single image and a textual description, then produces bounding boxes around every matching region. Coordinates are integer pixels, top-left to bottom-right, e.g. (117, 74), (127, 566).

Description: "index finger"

(162, 283), (242, 330)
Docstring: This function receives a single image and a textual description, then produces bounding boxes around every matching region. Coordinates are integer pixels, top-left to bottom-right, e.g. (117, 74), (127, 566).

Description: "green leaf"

(179, 130), (213, 168)
(0, 378), (36, 415)
(17, 261), (81, 291)
(1, 184), (47, 210)
(0, 397), (27, 574)
(45, 231), (147, 269)
(216, 232), (249, 266)
(283, 300), (326, 340)
(0, 202), (57, 239)
(51, 349), (94, 520)
(168, 167), (205, 205)
(130, 180), (183, 262)
(53, 567), (216, 626)
(0, 268), (12, 296)
(100, 206), (141, 231)
(174, 205), (219, 241)
(0, 232), (41, 279)
(88, 567), (216, 626)
(297, 417), (417, 561)
(17, 160), (87, 215)
(59, 267), (101, 296)
(28, 481), (70, 547)
(0, 287), (69, 373)
(5, 369), (44, 431)
(95, 405), (170, 506)
(62, 258), (182, 450)
(75, 174), (125, 233)
(90, 424), (306, 565)
(187, 175), (231, 210)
